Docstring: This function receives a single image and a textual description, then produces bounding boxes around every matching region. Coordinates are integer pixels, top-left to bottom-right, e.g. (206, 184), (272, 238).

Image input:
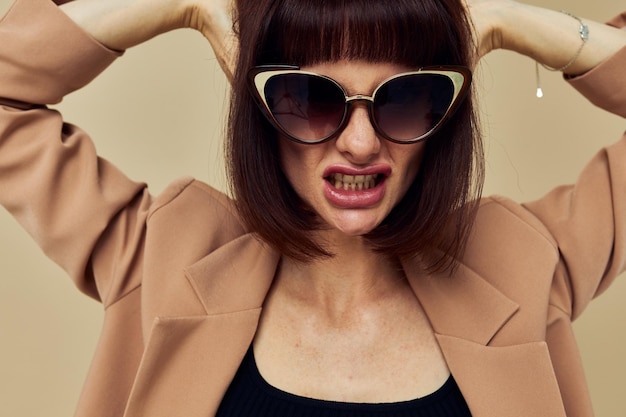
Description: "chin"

(329, 215), (382, 237)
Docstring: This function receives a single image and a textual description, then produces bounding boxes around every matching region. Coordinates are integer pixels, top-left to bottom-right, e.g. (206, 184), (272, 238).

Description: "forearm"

(481, 1), (626, 75)
(58, 0), (236, 80)
(59, 0), (190, 51)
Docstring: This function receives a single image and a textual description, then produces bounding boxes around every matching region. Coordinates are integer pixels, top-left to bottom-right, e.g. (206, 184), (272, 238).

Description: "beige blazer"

(1, 1), (625, 416)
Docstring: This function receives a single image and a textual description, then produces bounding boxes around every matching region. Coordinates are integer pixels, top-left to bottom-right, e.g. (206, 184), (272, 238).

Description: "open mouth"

(326, 173), (384, 191)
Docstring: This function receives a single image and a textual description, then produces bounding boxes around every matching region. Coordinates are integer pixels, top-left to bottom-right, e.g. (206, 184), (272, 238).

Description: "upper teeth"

(330, 173), (378, 191)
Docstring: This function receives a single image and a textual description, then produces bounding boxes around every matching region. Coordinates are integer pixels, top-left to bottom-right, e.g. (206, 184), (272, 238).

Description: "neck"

(275, 231), (407, 317)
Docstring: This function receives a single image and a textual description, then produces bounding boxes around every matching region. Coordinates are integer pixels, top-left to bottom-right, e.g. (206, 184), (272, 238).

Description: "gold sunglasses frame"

(248, 65), (472, 144)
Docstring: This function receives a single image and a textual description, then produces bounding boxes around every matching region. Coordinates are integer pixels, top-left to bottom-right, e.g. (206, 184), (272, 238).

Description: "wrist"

(483, 0), (523, 53)
(495, 3), (606, 74)
(183, 0), (237, 81)
(183, 0), (232, 37)
(468, 0), (517, 61)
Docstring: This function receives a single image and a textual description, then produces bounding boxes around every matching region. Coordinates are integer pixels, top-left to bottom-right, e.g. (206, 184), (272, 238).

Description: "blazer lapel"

(404, 260), (567, 417)
(436, 335), (567, 417)
(123, 234), (280, 417)
(123, 231), (568, 417)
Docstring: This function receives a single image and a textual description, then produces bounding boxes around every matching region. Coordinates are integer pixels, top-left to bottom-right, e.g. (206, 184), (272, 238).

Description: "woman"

(0, 0), (624, 416)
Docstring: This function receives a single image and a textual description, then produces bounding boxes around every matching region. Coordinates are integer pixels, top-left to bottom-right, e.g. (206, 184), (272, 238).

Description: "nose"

(335, 103), (381, 163)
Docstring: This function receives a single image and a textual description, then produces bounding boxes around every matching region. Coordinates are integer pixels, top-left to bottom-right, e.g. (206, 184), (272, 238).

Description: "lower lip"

(323, 179), (386, 209)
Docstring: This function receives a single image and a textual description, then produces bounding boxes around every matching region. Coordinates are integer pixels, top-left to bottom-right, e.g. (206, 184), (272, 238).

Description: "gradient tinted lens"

(264, 73), (346, 141)
(373, 73), (455, 141)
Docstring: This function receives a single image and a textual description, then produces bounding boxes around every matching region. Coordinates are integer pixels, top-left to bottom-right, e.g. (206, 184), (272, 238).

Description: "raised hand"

(60, 0), (237, 81)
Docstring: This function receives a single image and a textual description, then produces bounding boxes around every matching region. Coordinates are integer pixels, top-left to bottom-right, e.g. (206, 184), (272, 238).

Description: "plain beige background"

(0, 0), (624, 415)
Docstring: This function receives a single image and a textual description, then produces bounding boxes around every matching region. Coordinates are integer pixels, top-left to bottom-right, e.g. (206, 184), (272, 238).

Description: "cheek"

(277, 138), (323, 191)
(411, 146), (426, 178)
(398, 142), (427, 186)
(278, 140), (302, 186)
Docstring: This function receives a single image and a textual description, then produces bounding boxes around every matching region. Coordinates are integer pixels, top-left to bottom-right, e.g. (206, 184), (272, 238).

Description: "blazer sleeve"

(524, 16), (626, 320)
(0, 0), (150, 306)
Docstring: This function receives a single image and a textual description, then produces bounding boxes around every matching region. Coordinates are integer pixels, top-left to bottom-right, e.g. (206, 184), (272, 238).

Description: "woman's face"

(278, 60), (427, 237)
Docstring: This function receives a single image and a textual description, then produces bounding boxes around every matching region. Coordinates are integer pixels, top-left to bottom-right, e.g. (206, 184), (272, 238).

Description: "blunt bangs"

(259, 0), (468, 68)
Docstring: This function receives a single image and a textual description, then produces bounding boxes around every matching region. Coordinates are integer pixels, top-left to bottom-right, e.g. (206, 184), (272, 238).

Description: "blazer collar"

(184, 233), (280, 315)
(124, 240), (566, 417)
(402, 258), (519, 345)
(123, 233), (280, 417)
(403, 258), (566, 417)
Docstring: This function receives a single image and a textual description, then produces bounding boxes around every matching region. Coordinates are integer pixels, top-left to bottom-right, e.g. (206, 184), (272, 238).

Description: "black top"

(216, 346), (473, 416)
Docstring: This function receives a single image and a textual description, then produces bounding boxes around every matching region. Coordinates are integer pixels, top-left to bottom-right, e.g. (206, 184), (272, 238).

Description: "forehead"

(301, 60), (414, 94)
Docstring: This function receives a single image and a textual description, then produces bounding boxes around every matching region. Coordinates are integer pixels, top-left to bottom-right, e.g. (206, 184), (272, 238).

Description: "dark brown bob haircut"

(227, 0), (484, 272)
